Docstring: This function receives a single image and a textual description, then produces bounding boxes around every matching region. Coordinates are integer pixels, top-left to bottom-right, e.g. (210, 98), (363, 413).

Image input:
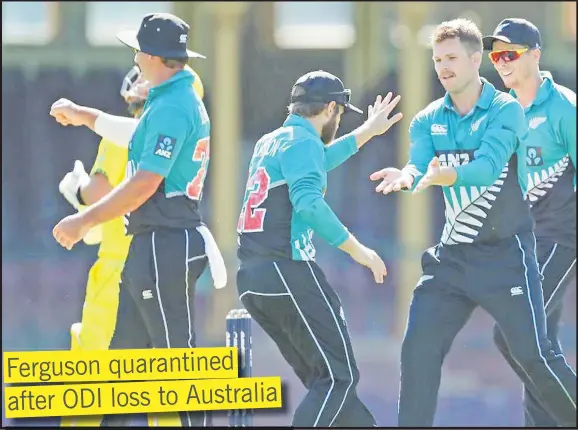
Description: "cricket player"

(483, 18), (577, 427)
(50, 13), (226, 427)
(370, 19), (576, 426)
(57, 64), (205, 427)
(236, 70), (403, 427)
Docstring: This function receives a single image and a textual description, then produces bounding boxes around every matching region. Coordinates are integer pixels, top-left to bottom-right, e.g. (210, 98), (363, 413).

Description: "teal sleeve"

(404, 114), (436, 191)
(454, 101), (527, 187)
(280, 139), (350, 247)
(324, 134), (358, 171)
(138, 106), (194, 177)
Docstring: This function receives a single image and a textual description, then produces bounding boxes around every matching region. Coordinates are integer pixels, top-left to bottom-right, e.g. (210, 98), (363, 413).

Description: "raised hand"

(364, 92), (404, 137)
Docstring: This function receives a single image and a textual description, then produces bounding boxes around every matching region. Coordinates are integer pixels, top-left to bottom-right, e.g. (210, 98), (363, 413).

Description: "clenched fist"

(50, 98), (86, 127)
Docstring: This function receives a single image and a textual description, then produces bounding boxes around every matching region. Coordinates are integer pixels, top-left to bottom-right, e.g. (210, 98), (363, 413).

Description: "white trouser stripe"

(274, 262), (334, 427)
(184, 229), (206, 427)
(185, 229), (193, 349)
(540, 243), (558, 275)
(515, 234), (576, 409)
(544, 259), (576, 310)
(306, 261), (354, 427)
(239, 290), (290, 301)
(151, 231), (170, 348)
(532, 235), (576, 378)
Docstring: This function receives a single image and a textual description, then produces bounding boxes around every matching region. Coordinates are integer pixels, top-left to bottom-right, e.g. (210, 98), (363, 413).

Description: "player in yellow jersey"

(58, 65), (205, 427)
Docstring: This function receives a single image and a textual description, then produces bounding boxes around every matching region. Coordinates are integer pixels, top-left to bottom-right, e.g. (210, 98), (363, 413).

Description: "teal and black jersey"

(511, 72), (576, 250)
(405, 78), (533, 245)
(125, 69), (210, 235)
(237, 114), (358, 263)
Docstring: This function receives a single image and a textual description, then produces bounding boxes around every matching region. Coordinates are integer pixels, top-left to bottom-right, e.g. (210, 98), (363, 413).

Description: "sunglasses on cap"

(488, 47), (528, 64)
(326, 89), (352, 105)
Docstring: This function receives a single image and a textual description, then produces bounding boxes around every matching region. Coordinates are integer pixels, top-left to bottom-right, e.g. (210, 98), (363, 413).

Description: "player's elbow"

(293, 196), (325, 224)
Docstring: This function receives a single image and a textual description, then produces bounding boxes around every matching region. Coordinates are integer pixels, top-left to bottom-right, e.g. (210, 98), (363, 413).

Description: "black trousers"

(237, 258), (376, 428)
(102, 227), (211, 427)
(493, 238), (576, 427)
(398, 231), (576, 427)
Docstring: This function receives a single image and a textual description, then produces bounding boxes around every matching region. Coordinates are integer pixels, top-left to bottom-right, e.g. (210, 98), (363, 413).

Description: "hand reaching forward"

(413, 156), (449, 194)
(369, 167), (414, 195)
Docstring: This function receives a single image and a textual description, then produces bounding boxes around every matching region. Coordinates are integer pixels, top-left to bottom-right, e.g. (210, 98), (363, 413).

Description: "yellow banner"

(3, 348), (237, 384)
(4, 377), (282, 418)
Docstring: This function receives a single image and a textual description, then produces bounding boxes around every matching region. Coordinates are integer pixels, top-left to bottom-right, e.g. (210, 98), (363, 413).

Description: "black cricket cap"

(482, 18), (542, 51)
(117, 13), (206, 59)
(290, 70), (363, 115)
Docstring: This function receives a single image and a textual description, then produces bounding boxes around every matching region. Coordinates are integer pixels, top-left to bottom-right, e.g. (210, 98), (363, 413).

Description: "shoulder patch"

(154, 135), (176, 159)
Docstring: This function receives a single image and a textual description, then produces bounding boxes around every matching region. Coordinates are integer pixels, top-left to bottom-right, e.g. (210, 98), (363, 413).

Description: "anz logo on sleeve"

(435, 150), (475, 167)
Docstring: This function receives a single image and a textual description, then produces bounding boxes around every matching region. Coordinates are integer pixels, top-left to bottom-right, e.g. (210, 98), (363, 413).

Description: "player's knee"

(334, 365), (360, 390)
(310, 357), (359, 388)
(310, 373), (357, 396)
(508, 342), (554, 374)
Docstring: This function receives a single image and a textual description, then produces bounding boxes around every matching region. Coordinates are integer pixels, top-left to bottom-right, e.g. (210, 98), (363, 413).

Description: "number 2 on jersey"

(186, 137), (210, 200)
(237, 167), (271, 233)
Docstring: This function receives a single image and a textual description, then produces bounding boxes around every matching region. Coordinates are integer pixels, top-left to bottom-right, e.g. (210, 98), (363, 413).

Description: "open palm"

(364, 92), (404, 136)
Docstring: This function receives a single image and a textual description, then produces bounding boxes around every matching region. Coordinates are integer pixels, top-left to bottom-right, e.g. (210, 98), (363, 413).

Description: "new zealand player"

(370, 19), (576, 426)
(57, 65), (205, 428)
(236, 70), (403, 427)
(50, 13), (226, 427)
(484, 18), (577, 427)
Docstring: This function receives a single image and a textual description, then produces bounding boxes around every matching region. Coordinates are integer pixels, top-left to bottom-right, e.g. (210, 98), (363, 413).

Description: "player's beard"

(321, 110), (339, 145)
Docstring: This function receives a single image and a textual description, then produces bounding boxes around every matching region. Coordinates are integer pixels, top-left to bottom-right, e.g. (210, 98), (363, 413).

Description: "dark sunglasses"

(488, 47), (529, 64)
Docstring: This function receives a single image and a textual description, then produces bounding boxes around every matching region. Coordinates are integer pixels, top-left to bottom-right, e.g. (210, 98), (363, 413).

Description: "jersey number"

(237, 167), (270, 233)
(186, 137), (210, 200)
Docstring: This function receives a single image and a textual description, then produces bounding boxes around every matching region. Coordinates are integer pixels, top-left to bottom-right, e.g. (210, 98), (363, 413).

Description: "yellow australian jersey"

(90, 139), (132, 259)
(186, 65), (205, 100)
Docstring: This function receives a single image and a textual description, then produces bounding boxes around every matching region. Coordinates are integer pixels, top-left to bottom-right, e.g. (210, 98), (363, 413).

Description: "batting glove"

(59, 160), (90, 210)
(58, 160), (102, 245)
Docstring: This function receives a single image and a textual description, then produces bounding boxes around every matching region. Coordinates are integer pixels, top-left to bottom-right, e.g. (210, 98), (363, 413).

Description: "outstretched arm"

(50, 98), (138, 148)
(325, 93), (403, 171)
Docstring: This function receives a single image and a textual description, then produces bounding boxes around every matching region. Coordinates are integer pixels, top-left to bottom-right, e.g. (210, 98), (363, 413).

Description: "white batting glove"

(59, 160), (91, 210)
(58, 160), (102, 245)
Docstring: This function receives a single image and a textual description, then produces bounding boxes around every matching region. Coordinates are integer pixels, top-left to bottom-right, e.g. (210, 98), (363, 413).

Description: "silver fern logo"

(527, 156), (570, 205)
(470, 114), (487, 134)
(529, 116), (547, 130)
(440, 164), (509, 245)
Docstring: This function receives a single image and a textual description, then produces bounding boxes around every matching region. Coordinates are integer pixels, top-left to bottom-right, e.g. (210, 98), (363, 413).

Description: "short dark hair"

(431, 18), (483, 54)
(287, 101), (328, 118)
(161, 57), (188, 69)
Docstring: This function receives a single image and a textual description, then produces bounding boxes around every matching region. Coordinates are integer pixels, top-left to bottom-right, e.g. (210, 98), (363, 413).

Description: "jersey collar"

(283, 114), (320, 138)
(509, 71), (554, 108)
(148, 69), (194, 100)
(443, 77), (495, 112)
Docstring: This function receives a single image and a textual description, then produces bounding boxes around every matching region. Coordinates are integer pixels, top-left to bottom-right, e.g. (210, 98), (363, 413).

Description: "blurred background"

(2, 1), (576, 427)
